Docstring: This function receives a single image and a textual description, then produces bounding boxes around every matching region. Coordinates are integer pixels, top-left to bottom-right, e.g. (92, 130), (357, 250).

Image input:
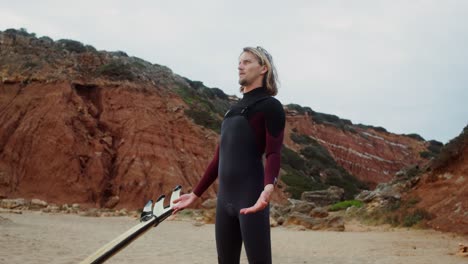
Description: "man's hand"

(172, 192), (198, 215)
(239, 184), (274, 215)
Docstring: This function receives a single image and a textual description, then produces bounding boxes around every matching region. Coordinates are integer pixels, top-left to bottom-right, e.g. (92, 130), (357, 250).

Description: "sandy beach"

(0, 211), (466, 264)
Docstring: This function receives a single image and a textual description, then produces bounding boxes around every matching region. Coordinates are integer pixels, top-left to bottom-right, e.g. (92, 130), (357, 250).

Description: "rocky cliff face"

(405, 125), (467, 234)
(0, 29), (436, 209)
(0, 81), (221, 209)
(0, 29), (221, 209)
(283, 109), (432, 188)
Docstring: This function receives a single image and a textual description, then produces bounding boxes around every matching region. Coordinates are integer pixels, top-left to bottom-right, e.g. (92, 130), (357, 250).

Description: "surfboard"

(80, 185), (182, 264)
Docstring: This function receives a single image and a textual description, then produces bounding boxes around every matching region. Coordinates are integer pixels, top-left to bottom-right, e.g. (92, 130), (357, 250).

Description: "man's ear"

(261, 65), (268, 75)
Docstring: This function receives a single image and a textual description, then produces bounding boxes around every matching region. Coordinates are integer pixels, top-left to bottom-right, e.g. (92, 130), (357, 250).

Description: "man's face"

(238, 52), (267, 87)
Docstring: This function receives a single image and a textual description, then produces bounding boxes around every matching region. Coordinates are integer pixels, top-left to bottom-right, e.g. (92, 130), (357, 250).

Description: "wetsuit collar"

(242, 86), (268, 99)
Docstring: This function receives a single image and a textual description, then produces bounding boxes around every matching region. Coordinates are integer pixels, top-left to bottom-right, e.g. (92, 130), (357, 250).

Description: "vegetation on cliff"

(174, 78), (230, 133)
(282, 132), (368, 199)
(286, 103), (356, 133)
(430, 124), (467, 172)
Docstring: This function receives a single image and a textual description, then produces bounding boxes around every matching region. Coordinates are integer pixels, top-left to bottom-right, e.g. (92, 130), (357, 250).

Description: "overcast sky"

(1, 0), (467, 143)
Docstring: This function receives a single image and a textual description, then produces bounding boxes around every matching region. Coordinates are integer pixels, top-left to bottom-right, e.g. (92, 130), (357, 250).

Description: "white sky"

(1, 0), (467, 143)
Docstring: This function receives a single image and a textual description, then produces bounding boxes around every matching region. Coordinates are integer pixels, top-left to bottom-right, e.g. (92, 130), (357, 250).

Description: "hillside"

(0, 29), (436, 209)
(404, 125), (467, 234)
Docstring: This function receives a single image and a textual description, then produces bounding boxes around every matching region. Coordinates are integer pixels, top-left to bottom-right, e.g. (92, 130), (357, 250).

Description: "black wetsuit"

(193, 87), (285, 264)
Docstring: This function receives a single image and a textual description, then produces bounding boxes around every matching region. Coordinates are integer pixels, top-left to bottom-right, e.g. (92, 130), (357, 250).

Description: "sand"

(0, 211), (466, 264)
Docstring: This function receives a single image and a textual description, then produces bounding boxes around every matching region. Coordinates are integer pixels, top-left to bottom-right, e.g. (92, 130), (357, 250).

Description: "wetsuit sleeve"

(264, 99), (285, 186)
(193, 144), (219, 197)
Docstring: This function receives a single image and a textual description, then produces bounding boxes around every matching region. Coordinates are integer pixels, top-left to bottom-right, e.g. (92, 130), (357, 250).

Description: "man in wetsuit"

(173, 46), (285, 264)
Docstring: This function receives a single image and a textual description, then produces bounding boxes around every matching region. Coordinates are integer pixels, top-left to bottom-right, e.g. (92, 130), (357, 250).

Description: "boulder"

(355, 181), (404, 211)
(457, 243), (468, 257)
(42, 204), (61, 213)
(301, 186), (344, 206)
(202, 209), (216, 224)
(30, 199), (48, 209)
(0, 198), (28, 209)
(113, 209), (128, 216)
(287, 199), (317, 214)
(309, 207), (329, 218)
(269, 217), (279, 227)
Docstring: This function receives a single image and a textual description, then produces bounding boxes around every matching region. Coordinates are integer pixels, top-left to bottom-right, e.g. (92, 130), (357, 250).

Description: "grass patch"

(351, 202), (432, 228)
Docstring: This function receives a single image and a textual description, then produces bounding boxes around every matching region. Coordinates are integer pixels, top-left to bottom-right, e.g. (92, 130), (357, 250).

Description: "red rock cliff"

(284, 111), (430, 188)
(0, 81), (219, 209)
(0, 29), (434, 209)
(405, 126), (467, 234)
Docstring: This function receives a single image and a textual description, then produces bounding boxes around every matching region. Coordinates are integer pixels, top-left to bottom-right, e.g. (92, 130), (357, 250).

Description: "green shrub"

(343, 125), (357, 134)
(373, 126), (387, 133)
(385, 215), (401, 226)
(39, 36), (53, 43)
(405, 133), (425, 141)
(85, 45), (97, 53)
(175, 82), (228, 118)
(5, 28), (36, 37)
(324, 173), (362, 200)
(405, 165), (421, 179)
(281, 147), (306, 171)
(285, 104), (314, 115)
(310, 112), (354, 132)
(97, 61), (134, 81)
(176, 85), (195, 104)
(387, 200), (401, 211)
(290, 133), (314, 145)
(184, 109), (221, 133)
(329, 200), (363, 211)
(281, 170), (311, 188)
(173, 80), (229, 133)
(282, 138), (367, 199)
(210, 88), (229, 100)
(406, 197), (421, 207)
(356, 124), (388, 133)
(57, 39), (87, 53)
(312, 113), (340, 124)
(281, 170), (325, 199)
(131, 60), (147, 70)
(402, 209), (432, 227)
(351, 200), (432, 228)
(419, 151), (435, 159)
(110, 51), (129, 57)
(280, 146), (330, 199)
(301, 145), (335, 167)
(428, 140), (443, 154)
